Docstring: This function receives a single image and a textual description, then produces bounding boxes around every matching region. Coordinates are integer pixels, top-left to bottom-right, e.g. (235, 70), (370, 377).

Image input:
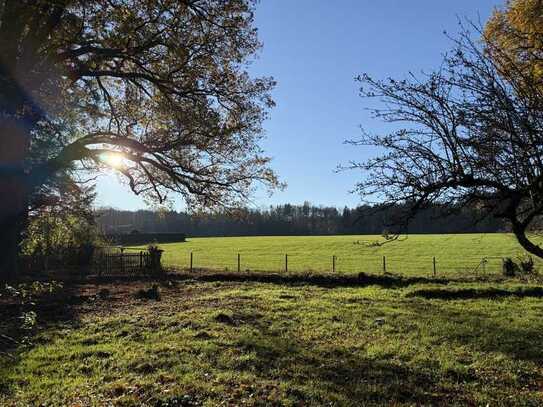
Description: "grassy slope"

(155, 233), (543, 277)
(2, 277), (543, 406)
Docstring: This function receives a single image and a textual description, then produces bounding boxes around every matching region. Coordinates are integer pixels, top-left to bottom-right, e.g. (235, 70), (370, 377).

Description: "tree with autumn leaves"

(485, 0), (543, 92)
(0, 0), (279, 281)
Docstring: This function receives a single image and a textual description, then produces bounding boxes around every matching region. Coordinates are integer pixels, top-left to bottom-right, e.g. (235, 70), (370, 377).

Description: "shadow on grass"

(3, 273), (542, 405)
(407, 286), (543, 300)
(0, 281), (84, 395)
(207, 298), (543, 404)
(405, 300), (543, 363)
(225, 330), (451, 405)
(163, 269), (476, 289)
(149, 319), (452, 405)
(0, 284), (84, 342)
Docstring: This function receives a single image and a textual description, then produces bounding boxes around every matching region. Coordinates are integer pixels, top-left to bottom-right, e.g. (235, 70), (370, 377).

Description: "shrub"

(518, 254), (536, 275)
(21, 212), (104, 269)
(2, 281), (64, 303)
(1, 281), (63, 342)
(502, 257), (519, 277)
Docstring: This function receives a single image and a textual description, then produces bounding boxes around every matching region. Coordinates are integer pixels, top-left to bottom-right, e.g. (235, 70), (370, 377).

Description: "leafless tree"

(348, 27), (543, 258)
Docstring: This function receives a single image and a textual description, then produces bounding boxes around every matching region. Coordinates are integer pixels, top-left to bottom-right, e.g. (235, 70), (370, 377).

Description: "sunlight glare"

(100, 152), (125, 169)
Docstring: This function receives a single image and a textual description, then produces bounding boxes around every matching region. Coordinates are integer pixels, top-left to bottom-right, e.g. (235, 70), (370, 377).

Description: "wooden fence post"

(120, 247), (125, 274)
(98, 251), (103, 278)
(433, 256), (436, 277)
(190, 252), (193, 272)
(285, 254), (288, 273)
(332, 255), (336, 273)
(140, 251), (143, 270)
(383, 256), (386, 274)
(237, 253), (241, 273)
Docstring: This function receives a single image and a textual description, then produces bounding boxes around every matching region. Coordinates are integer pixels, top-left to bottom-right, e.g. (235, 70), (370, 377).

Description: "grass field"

(2, 234), (543, 405)
(2, 274), (543, 405)
(154, 233), (543, 277)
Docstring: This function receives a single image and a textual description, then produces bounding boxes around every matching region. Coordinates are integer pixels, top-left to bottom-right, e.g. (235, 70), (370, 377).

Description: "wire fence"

(165, 251), (541, 278)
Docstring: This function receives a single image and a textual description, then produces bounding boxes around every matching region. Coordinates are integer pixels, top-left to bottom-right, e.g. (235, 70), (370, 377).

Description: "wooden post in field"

(98, 251), (103, 278)
(332, 255), (336, 273)
(120, 247), (125, 274)
(382, 256), (386, 274)
(285, 254), (288, 273)
(237, 253), (241, 272)
(433, 257), (436, 277)
(190, 252), (193, 272)
(140, 251), (143, 270)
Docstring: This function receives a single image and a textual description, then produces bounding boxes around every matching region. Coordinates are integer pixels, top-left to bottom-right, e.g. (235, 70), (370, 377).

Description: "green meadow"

(3, 234), (543, 405)
(2, 276), (543, 406)
(154, 233), (543, 277)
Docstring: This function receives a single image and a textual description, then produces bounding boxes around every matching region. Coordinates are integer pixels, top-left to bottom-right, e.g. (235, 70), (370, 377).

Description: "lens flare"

(100, 152), (125, 169)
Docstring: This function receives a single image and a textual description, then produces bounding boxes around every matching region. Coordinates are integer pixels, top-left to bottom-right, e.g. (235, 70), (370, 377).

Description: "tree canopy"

(1, 0), (279, 207)
(485, 0), (543, 92)
(0, 0), (279, 279)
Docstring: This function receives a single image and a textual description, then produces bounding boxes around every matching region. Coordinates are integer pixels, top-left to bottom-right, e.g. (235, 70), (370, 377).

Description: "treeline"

(95, 202), (506, 237)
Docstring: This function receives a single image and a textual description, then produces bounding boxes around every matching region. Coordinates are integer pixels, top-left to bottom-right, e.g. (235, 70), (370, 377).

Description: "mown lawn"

(153, 233), (543, 277)
(1, 273), (543, 406)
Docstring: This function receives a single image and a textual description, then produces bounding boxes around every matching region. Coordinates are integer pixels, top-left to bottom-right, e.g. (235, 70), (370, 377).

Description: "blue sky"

(95, 0), (502, 210)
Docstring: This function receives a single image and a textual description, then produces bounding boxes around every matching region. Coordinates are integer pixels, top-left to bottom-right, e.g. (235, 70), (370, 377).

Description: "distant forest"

(96, 203), (507, 237)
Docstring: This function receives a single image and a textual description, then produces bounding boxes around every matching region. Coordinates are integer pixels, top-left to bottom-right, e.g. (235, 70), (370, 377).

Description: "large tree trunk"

(0, 118), (30, 282)
(0, 2), (67, 282)
(0, 211), (26, 282)
(0, 2), (28, 283)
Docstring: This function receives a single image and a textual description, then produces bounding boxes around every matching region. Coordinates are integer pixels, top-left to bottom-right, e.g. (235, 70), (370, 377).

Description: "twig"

(0, 333), (20, 344)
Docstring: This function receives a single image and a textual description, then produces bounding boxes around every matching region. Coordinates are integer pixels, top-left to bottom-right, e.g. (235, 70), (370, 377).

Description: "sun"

(100, 152), (125, 169)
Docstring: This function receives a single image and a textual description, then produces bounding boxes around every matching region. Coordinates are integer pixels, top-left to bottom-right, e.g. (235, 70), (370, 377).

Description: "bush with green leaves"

(22, 213), (101, 258)
(20, 214), (106, 274)
(20, 181), (104, 269)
